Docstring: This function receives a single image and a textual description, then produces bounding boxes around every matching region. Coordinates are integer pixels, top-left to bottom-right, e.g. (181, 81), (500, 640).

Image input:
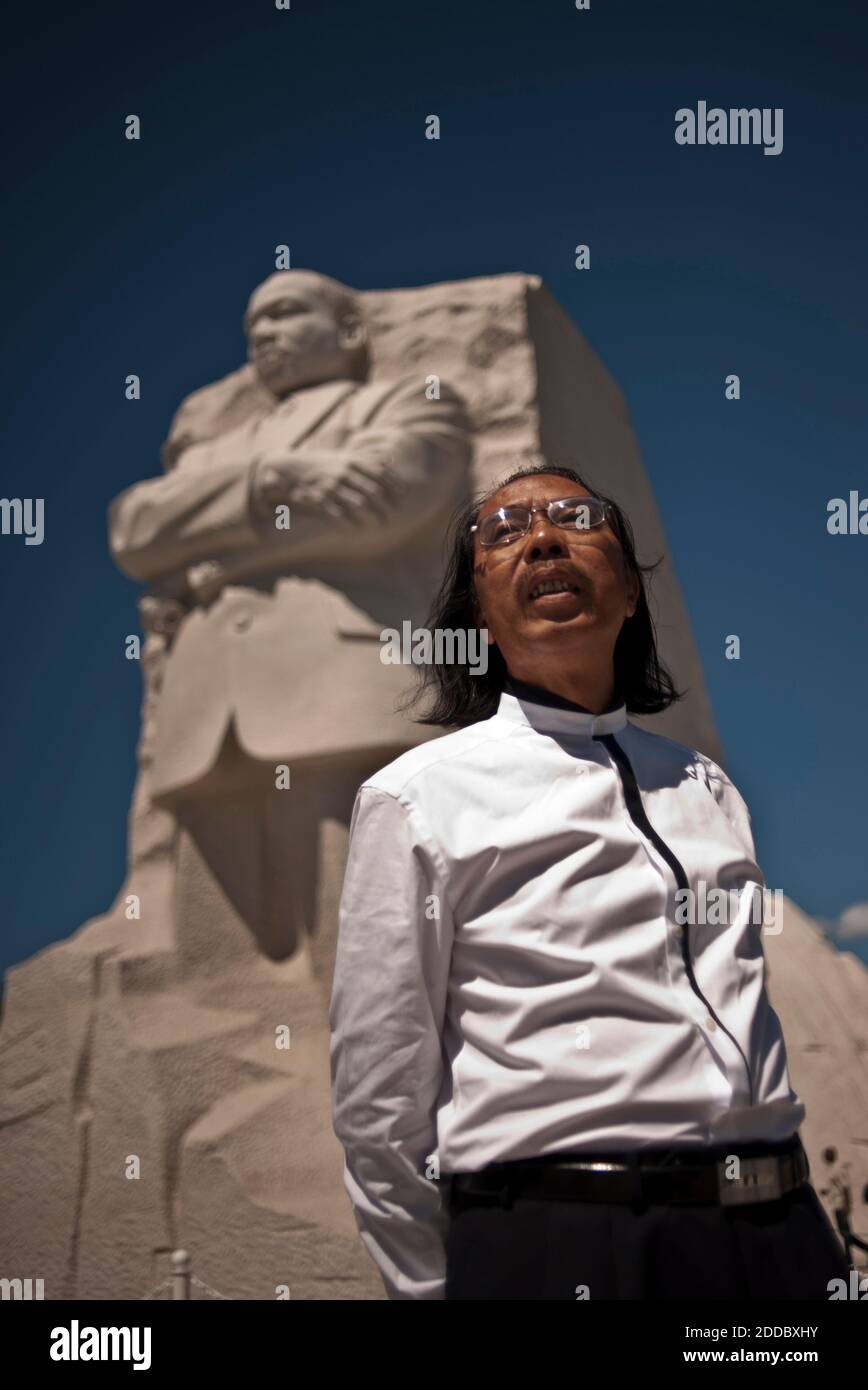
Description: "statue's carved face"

(244, 273), (364, 397)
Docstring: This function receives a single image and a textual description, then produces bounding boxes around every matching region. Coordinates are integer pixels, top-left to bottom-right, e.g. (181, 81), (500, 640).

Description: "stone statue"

(110, 271), (471, 813)
(107, 270), (471, 1000)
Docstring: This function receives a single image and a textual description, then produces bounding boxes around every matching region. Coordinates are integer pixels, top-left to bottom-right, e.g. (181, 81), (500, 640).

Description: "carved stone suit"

(109, 372), (472, 801)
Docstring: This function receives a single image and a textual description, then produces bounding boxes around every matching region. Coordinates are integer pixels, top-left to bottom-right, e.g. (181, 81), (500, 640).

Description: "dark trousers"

(444, 1180), (852, 1299)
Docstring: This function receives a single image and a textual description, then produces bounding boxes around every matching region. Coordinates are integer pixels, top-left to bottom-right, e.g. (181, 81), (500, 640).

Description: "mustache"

(521, 561), (585, 601)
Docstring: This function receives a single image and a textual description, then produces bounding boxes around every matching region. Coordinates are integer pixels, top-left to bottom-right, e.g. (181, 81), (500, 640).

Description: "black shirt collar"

(503, 674), (623, 716)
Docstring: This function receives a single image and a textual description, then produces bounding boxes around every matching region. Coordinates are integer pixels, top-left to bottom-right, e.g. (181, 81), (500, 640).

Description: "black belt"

(448, 1134), (809, 1209)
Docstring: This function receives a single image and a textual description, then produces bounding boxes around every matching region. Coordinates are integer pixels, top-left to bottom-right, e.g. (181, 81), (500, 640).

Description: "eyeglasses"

(470, 495), (611, 548)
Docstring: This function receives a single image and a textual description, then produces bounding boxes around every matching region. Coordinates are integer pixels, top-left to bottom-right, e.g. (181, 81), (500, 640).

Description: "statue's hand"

(295, 461), (396, 524)
(251, 459), (295, 517)
(253, 454), (396, 526)
(186, 560), (227, 603)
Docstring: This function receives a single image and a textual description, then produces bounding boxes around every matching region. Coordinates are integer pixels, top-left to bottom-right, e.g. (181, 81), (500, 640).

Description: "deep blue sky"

(2, 0), (866, 979)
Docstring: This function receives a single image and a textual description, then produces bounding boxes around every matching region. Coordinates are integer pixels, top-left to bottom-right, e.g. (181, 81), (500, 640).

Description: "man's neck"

(504, 669), (620, 716)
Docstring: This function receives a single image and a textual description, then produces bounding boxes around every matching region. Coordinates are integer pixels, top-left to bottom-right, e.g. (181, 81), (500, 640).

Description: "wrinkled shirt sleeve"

(699, 754), (760, 863)
(329, 785), (455, 1300)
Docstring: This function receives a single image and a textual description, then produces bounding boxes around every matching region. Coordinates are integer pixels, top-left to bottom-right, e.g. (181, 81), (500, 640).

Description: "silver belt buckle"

(717, 1154), (783, 1206)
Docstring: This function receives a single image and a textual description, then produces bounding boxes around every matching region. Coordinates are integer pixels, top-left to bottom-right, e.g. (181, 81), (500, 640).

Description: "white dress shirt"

(328, 679), (805, 1299)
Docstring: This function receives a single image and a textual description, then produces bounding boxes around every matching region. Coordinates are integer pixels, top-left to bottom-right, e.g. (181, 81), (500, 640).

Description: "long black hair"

(397, 462), (685, 728)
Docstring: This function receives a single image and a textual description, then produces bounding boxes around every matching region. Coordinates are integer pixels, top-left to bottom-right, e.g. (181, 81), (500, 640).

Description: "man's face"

(471, 474), (640, 672)
(244, 273), (361, 396)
